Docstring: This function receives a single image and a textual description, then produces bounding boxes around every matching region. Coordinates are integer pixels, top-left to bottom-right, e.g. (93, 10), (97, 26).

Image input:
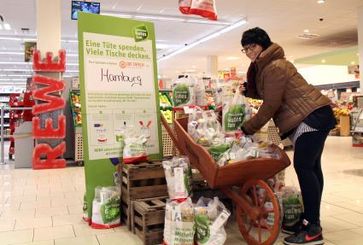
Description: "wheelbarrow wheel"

(236, 179), (281, 245)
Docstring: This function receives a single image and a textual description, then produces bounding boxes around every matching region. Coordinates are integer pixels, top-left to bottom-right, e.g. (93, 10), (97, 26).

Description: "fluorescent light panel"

(3, 23), (11, 30)
(0, 74), (31, 77)
(0, 68), (79, 73)
(0, 51), (78, 57)
(103, 11), (231, 26)
(0, 36), (78, 43)
(0, 61), (79, 66)
(158, 18), (247, 62)
(0, 79), (26, 82)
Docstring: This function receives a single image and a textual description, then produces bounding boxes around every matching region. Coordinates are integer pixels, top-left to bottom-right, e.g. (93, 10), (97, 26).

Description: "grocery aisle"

(0, 136), (362, 245)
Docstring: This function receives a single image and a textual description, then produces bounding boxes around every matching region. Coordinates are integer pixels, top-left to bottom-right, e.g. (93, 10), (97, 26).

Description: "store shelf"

(70, 91), (82, 127)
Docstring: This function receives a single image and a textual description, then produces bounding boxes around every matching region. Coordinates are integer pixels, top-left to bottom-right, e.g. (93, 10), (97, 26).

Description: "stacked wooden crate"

(121, 161), (168, 230)
(131, 196), (168, 245)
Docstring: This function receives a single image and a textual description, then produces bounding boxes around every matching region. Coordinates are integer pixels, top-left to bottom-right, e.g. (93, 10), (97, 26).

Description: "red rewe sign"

(31, 50), (67, 169)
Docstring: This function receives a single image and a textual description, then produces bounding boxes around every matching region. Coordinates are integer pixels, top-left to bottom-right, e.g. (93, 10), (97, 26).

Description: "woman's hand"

(239, 82), (246, 95)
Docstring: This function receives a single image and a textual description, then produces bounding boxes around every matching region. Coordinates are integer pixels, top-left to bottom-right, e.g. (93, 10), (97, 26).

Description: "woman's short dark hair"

(241, 27), (272, 50)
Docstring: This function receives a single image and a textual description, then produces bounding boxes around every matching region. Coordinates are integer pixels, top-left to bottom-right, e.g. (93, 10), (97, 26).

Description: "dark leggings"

(293, 130), (329, 225)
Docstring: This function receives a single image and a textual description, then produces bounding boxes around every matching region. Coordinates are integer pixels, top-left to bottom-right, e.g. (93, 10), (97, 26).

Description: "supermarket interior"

(0, 0), (363, 245)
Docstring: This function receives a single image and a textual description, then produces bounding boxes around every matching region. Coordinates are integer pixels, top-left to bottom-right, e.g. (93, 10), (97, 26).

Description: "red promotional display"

(31, 50), (67, 169)
(178, 0), (192, 14)
(178, 0), (217, 20)
(32, 142), (66, 169)
(32, 75), (65, 114)
(189, 0), (217, 20)
(32, 115), (66, 139)
(33, 50), (66, 72)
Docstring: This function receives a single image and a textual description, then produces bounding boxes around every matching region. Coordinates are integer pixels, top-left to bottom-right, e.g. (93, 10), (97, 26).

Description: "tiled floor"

(0, 136), (362, 244)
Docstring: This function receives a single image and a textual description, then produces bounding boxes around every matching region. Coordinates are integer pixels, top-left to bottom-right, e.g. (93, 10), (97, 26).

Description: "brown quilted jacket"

(243, 43), (331, 135)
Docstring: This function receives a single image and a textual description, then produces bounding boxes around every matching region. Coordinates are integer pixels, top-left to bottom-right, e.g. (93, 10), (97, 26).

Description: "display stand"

(159, 91), (174, 157)
(69, 90), (83, 163)
(14, 122), (34, 168)
(340, 115), (351, 136)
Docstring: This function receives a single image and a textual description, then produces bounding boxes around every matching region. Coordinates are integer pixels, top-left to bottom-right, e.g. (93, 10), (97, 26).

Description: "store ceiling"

(0, 0), (362, 85)
(294, 46), (359, 66)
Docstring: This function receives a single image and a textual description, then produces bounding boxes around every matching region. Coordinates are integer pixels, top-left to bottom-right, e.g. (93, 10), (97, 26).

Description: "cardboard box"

(339, 115), (350, 136)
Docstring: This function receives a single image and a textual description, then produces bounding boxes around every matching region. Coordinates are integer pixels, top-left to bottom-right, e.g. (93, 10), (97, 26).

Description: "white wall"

(297, 65), (356, 86)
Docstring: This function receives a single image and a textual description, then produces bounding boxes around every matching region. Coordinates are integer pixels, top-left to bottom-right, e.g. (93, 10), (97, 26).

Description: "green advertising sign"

(78, 13), (162, 219)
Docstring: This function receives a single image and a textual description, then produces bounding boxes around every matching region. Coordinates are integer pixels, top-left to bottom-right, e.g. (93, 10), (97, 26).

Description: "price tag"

(183, 106), (194, 114)
(211, 210), (230, 232)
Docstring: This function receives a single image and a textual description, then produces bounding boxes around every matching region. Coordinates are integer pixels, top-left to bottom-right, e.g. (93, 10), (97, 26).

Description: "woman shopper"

(239, 27), (336, 245)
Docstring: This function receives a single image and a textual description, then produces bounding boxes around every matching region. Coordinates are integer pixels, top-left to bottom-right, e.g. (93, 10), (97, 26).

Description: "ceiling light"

(317, 0), (325, 4)
(0, 68), (79, 73)
(297, 33), (320, 39)
(158, 18), (247, 62)
(351, 61), (355, 65)
(0, 51), (23, 55)
(1, 68), (32, 72)
(321, 59), (326, 63)
(0, 61), (78, 66)
(0, 36), (25, 41)
(0, 79), (26, 82)
(0, 61), (32, 65)
(304, 29), (310, 33)
(0, 35), (80, 43)
(3, 23), (11, 30)
(134, 15), (182, 22)
(0, 15), (11, 31)
(136, 4), (143, 11)
(0, 51), (78, 57)
(103, 11), (231, 26)
(0, 74), (31, 77)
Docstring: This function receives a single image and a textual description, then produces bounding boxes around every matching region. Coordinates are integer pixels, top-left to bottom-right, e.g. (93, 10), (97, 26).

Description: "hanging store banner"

(78, 13), (162, 218)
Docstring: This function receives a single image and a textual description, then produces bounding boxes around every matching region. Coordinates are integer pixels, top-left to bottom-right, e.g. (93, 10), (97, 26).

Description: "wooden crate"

(121, 161), (168, 230)
(131, 196), (167, 245)
(120, 197), (129, 228)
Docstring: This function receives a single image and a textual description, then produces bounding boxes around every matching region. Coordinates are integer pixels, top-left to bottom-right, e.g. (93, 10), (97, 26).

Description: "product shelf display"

(69, 90), (83, 162)
(0, 93), (16, 140)
(159, 91), (175, 157)
(8, 93), (22, 159)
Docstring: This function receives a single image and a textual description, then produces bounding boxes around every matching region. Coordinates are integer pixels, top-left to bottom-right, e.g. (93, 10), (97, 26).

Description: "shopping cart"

(161, 115), (291, 245)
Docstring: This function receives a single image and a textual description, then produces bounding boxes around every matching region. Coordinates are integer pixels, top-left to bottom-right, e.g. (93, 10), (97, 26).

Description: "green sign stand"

(78, 13), (162, 219)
